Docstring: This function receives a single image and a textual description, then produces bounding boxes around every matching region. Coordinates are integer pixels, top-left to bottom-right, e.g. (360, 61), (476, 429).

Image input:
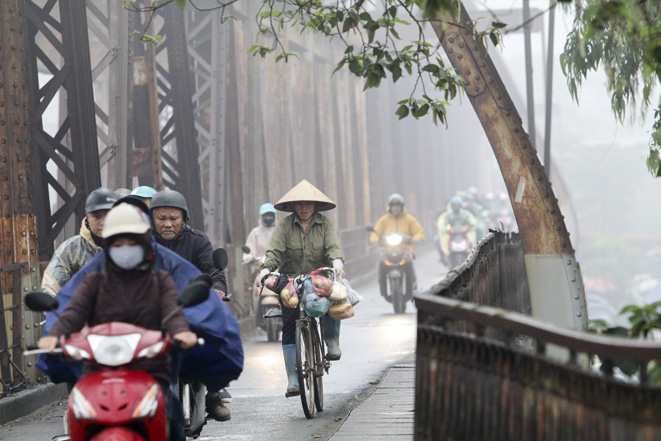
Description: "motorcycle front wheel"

(391, 277), (406, 314)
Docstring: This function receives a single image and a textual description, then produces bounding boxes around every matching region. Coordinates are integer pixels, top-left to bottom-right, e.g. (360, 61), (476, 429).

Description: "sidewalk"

(330, 354), (415, 440)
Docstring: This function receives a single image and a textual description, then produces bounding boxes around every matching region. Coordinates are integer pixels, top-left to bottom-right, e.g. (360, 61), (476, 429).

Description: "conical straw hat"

(274, 179), (336, 212)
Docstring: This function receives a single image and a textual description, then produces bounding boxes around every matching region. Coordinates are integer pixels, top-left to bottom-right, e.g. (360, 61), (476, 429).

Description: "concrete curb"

(0, 383), (68, 426)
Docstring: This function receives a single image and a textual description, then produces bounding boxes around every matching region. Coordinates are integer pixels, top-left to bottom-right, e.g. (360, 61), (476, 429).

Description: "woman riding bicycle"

(259, 179), (345, 398)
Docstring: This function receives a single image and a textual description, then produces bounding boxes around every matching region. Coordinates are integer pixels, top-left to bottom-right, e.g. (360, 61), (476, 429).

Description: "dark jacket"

(48, 258), (188, 385)
(155, 225), (227, 293)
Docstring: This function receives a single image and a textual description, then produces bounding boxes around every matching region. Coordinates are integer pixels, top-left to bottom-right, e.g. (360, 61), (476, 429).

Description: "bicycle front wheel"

(295, 319), (315, 419)
(311, 319), (324, 412)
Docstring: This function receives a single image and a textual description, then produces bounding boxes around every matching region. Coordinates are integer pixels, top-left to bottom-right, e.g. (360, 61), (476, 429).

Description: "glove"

(259, 268), (271, 285)
(332, 259), (345, 278)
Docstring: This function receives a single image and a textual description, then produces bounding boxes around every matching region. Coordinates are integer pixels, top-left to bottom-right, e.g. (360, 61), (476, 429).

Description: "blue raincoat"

(37, 243), (243, 391)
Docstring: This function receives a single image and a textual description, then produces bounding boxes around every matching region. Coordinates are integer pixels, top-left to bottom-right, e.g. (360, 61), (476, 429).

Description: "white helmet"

(387, 193), (405, 206)
(102, 203), (151, 239)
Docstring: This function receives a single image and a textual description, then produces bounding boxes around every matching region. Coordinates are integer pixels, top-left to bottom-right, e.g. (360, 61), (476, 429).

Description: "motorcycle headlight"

(385, 235), (403, 246)
(64, 344), (91, 361)
(87, 333), (141, 367)
(71, 386), (97, 421)
(132, 384), (160, 420)
(137, 341), (165, 359)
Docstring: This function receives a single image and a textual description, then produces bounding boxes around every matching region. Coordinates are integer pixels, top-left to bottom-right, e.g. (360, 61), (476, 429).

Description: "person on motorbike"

(131, 185), (158, 207)
(38, 202), (198, 441)
(41, 188), (118, 297)
(242, 202), (277, 267)
(370, 193), (425, 299)
(150, 189), (227, 299)
(258, 179), (345, 398)
(462, 193), (488, 241)
(149, 189), (232, 420)
(436, 196), (477, 263)
(38, 196), (243, 425)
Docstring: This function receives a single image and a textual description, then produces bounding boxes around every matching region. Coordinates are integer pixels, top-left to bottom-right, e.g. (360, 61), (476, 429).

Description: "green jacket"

(261, 212), (344, 276)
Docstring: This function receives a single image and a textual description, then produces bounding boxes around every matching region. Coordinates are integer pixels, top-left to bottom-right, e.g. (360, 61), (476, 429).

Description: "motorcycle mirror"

(212, 248), (228, 271)
(366, 226), (375, 232)
(241, 245), (251, 254)
(177, 281), (210, 308)
(186, 273), (212, 289)
(25, 291), (59, 312)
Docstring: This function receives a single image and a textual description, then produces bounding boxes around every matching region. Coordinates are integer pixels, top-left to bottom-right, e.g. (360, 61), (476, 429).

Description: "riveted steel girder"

(432, 5), (587, 329)
(0, 0), (44, 388)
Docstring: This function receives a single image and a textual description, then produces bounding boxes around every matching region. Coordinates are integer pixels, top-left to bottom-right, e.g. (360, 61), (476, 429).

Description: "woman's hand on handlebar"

(174, 331), (198, 350)
(38, 336), (59, 350)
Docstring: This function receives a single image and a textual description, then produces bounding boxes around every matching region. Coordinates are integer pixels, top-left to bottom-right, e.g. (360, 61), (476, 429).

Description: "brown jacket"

(49, 262), (189, 384)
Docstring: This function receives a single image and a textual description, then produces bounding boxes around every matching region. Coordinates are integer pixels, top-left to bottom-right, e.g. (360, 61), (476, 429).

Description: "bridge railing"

(415, 232), (661, 441)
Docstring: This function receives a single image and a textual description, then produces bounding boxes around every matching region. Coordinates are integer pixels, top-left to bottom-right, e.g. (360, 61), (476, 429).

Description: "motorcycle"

(242, 245), (282, 342)
(178, 247), (229, 438)
(24, 281), (211, 441)
(446, 223), (472, 268)
(367, 227), (413, 314)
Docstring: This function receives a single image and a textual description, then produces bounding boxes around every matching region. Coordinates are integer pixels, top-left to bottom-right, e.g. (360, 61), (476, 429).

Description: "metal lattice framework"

(184, 6), (231, 246)
(85, 1), (133, 190)
(25, 0), (102, 253)
(144, 4), (204, 230)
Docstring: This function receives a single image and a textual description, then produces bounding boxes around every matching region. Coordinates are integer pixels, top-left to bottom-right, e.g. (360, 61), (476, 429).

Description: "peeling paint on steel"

(515, 177), (526, 203)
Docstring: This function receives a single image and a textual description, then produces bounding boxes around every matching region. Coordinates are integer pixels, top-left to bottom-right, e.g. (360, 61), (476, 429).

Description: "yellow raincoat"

(370, 208), (425, 250)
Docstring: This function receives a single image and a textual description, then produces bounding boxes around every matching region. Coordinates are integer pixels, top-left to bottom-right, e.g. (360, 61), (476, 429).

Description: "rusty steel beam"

(431, 5), (586, 330)
(0, 0), (43, 388)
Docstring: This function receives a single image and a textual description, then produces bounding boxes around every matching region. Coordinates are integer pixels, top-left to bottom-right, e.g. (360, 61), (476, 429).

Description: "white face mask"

(109, 245), (145, 270)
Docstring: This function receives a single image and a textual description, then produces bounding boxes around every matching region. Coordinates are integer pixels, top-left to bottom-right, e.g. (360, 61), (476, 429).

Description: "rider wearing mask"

(258, 180), (345, 398)
(39, 203), (197, 441)
(370, 193), (424, 299)
(38, 196), (243, 425)
(150, 189), (231, 421)
(242, 203), (277, 264)
(41, 188), (118, 297)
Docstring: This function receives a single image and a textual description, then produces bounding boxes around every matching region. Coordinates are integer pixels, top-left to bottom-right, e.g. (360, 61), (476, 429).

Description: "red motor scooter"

(24, 281), (210, 441)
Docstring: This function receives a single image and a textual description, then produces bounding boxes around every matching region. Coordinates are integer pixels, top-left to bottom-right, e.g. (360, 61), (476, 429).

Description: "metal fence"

(415, 232), (661, 440)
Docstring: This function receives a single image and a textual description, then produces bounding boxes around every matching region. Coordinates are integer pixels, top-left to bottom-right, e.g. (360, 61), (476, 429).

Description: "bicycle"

(264, 268), (335, 419)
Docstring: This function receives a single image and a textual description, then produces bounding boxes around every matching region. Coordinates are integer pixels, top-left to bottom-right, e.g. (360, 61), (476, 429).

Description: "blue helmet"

(259, 203), (276, 216)
(131, 186), (158, 199)
(450, 196), (463, 205)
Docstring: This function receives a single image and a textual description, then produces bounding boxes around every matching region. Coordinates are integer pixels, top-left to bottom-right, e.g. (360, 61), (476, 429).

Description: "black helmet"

(150, 189), (189, 221)
(85, 188), (118, 213)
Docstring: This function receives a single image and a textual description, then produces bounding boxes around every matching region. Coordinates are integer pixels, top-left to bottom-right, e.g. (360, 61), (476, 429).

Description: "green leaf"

(391, 65), (402, 82)
(492, 21), (507, 29)
(490, 32), (500, 47)
(342, 17), (354, 33)
(174, 0), (186, 10)
(413, 103), (430, 118)
(349, 59), (362, 74)
(395, 104), (409, 119)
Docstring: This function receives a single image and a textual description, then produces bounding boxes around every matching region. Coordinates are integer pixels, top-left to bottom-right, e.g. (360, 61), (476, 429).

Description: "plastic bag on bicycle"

(311, 274), (334, 297)
(328, 298), (354, 320)
(301, 277), (330, 317)
(280, 278), (299, 308)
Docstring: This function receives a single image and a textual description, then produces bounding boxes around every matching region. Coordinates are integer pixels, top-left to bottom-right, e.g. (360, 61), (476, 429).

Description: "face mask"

(262, 217), (275, 227)
(109, 245), (145, 270)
